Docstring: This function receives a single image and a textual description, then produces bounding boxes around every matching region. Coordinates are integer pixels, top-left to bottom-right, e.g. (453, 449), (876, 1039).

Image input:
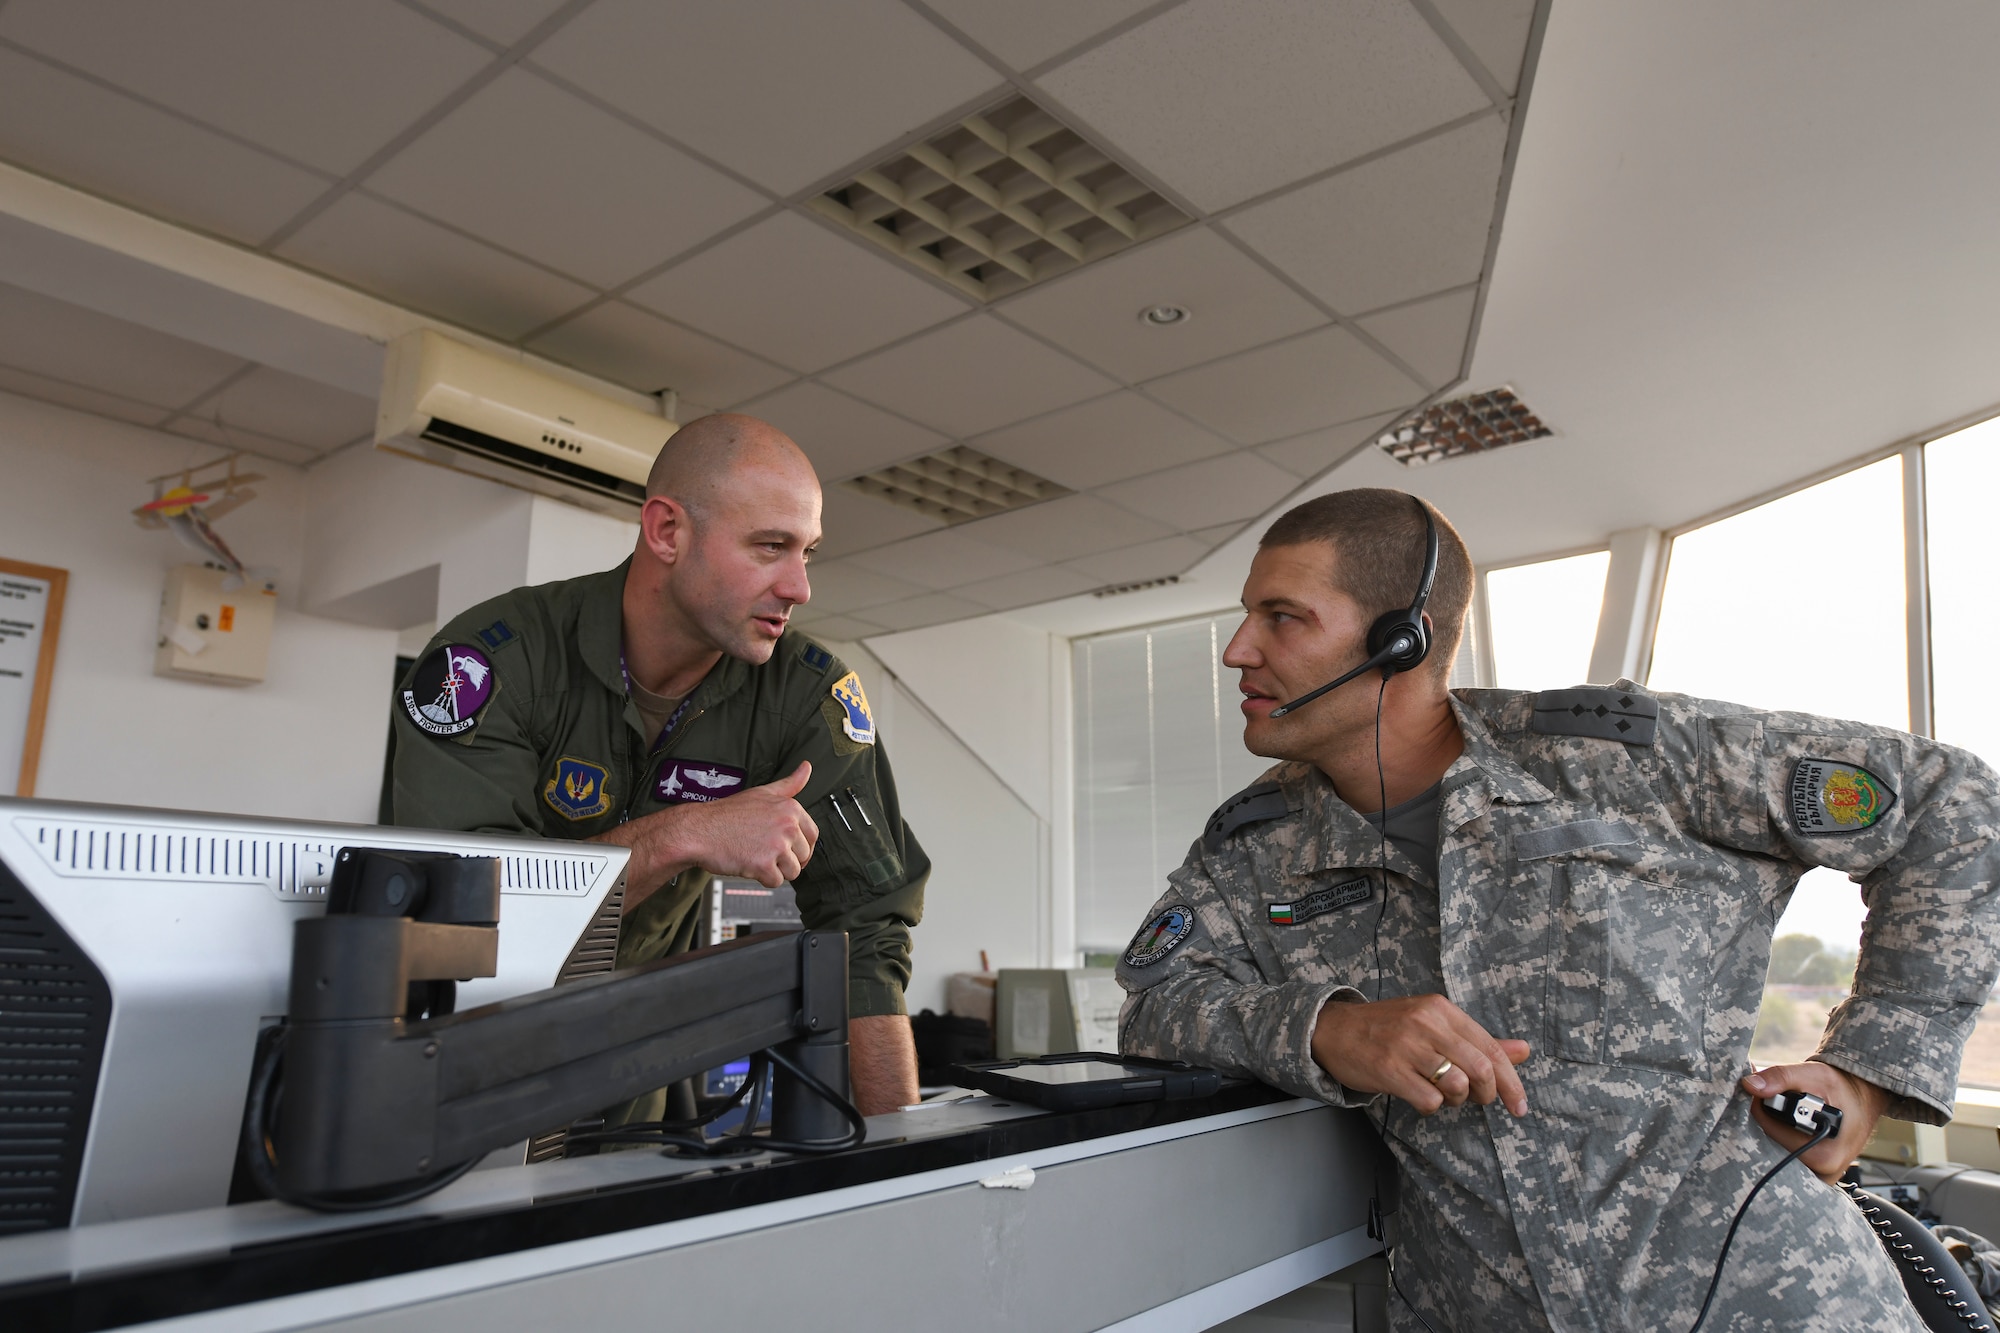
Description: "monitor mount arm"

(264, 847), (851, 1201)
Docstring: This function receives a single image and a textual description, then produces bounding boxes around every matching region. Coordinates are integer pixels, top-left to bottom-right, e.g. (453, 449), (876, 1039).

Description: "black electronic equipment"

(947, 1052), (1235, 1112)
(248, 847), (859, 1210)
(1269, 494), (1440, 718)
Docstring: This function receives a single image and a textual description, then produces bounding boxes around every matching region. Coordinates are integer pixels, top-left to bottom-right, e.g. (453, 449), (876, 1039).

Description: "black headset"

(1268, 494), (1440, 718)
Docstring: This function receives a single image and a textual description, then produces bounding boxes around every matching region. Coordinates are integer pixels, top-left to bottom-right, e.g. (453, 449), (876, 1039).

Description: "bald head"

(645, 413), (814, 519)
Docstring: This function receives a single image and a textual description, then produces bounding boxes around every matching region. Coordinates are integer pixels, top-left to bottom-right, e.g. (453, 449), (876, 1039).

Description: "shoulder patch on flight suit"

(402, 642), (496, 738)
(544, 756), (612, 821)
(1530, 686), (1659, 746)
(799, 641), (833, 673)
(821, 671), (876, 754)
(1789, 759), (1897, 835)
(1203, 780), (1289, 852)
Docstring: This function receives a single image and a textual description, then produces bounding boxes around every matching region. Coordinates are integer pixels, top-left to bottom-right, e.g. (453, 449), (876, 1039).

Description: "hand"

(1742, 1062), (1892, 1182)
(1311, 993), (1531, 1116)
(606, 761), (820, 902)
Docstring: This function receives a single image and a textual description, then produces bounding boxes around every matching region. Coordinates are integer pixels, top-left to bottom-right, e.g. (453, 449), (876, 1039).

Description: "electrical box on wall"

(154, 564), (276, 684)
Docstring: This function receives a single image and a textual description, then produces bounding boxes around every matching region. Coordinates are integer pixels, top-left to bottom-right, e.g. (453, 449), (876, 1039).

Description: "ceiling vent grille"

(1093, 574), (1182, 598)
(1376, 387), (1554, 467)
(810, 93), (1192, 302)
(843, 445), (1071, 525)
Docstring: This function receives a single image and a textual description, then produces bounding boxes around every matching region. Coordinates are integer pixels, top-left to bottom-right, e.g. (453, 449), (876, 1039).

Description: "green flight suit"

(388, 559), (928, 1029)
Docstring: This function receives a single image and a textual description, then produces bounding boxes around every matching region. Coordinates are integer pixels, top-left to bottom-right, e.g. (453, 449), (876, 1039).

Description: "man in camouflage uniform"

(393, 414), (926, 1116)
(1118, 488), (2000, 1330)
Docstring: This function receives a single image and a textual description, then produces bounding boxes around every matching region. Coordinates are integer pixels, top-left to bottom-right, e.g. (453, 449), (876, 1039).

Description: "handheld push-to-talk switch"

(1267, 495), (1441, 719)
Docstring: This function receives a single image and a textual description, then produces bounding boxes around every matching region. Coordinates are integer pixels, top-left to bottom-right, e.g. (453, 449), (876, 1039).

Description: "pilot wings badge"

(654, 759), (747, 804)
(544, 756), (612, 821)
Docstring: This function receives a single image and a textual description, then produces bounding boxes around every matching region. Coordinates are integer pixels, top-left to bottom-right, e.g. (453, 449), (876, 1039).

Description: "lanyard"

(619, 650), (693, 754)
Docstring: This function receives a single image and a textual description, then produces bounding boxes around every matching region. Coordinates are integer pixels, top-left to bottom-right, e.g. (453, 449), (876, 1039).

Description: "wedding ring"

(1429, 1059), (1454, 1083)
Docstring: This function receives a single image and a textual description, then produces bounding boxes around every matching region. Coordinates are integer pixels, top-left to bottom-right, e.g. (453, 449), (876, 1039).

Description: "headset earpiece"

(1366, 608), (1430, 676)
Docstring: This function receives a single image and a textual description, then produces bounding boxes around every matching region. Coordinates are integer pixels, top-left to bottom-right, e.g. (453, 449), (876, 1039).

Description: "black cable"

(563, 1052), (768, 1144)
(565, 1044), (867, 1158)
(1370, 674), (1392, 1001)
(239, 1027), (481, 1214)
(1686, 1116), (1838, 1333)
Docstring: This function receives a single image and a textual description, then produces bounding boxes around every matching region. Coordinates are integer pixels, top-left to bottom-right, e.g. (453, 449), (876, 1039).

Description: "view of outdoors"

(1924, 419), (2000, 1087)
(1484, 550), (1608, 690)
(1649, 456), (1908, 1074)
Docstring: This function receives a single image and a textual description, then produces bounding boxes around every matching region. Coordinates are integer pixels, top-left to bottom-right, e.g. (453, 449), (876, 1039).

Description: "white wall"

(0, 390), (396, 822)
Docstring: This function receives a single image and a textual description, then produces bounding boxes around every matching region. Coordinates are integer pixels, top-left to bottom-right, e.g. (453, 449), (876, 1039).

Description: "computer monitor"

(0, 797), (626, 1232)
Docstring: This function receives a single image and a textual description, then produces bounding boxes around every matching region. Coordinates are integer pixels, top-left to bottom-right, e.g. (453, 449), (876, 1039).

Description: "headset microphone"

(1267, 495), (1441, 719)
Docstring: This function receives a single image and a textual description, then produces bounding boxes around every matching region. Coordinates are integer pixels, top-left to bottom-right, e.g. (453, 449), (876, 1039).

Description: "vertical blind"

(1072, 614), (1273, 952)
(1073, 608), (1479, 954)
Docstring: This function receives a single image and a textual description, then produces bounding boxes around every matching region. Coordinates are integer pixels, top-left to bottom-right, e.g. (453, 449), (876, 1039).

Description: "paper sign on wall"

(0, 560), (66, 799)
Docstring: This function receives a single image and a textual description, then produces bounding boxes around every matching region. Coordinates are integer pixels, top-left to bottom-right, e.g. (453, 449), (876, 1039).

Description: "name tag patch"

(1789, 759), (1896, 835)
(656, 760), (747, 803)
(1267, 878), (1373, 926)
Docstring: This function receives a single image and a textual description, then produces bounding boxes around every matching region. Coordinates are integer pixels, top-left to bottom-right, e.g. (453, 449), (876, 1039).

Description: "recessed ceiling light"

(1139, 304), (1190, 327)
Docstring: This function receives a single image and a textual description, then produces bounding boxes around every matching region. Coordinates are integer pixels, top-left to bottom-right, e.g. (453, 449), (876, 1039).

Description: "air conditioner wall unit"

(375, 330), (678, 516)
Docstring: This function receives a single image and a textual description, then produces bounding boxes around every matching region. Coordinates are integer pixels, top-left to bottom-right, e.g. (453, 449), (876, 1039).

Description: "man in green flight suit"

(390, 413), (926, 1116)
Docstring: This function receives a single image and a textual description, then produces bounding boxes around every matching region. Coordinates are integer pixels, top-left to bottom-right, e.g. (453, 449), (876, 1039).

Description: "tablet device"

(946, 1052), (1236, 1112)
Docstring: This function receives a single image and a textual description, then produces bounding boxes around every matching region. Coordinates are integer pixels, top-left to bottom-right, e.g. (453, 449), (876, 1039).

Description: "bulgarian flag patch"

(1267, 903), (1296, 926)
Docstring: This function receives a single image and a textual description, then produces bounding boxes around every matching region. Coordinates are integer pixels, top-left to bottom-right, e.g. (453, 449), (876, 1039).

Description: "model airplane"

(133, 454), (269, 591)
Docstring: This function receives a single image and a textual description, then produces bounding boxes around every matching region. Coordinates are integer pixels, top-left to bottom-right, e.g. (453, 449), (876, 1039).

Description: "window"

(1925, 418), (2000, 1086)
(1073, 614), (1269, 953)
(1648, 456), (1908, 1068)
(1483, 550), (1608, 689)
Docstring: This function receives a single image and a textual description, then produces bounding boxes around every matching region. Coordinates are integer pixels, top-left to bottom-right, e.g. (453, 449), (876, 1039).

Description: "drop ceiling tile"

(0, 365), (172, 430)
(1145, 325), (1423, 445)
(1357, 288), (1479, 389)
(921, 0), (1157, 70)
(1225, 116), (1507, 316)
(0, 280), (247, 409)
(998, 227), (1326, 382)
(527, 302), (792, 403)
(184, 366), (378, 454)
(863, 593), (986, 633)
(628, 212), (969, 374)
(159, 414), (321, 466)
(733, 381), (945, 482)
(816, 475), (947, 559)
(419, 0), (571, 45)
(971, 391), (1231, 490)
(0, 48), (331, 246)
(1094, 451), (1299, 530)
(793, 612), (888, 642)
(1257, 410), (1402, 479)
(532, 0), (1001, 196)
(0, 0), (491, 175)
(1427, 0), (1538, 97)
(1038, 0), (1487, 211)
(955, 493), (1170, 562)
(823, 316), (1115, 438)
(1061, 534), (1209, 584)
(276, 193), (595, 340)
(1192, 520), (1250, 547)
(847, 527), (1041, 591)
(956, 564), (1101, 612)
(802, 560), (925, 616)
(366, 70), (765, 289)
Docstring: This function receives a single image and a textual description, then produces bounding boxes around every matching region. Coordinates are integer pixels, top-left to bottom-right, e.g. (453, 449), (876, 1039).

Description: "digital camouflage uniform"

(391, 560), (929, 1028)
(1119, 682), (2000, 1332)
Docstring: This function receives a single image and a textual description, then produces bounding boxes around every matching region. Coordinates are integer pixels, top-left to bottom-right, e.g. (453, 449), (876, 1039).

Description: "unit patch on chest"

(544, 756), (611, 821)
(655, 759), (747, 804)
(1266, 878), (1373, 926)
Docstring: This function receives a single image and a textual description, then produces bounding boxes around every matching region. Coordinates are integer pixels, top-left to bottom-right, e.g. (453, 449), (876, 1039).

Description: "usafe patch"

(1266, 878), (1373, 926)
(544, 756), (612, 821)
(1789, 759), (1896, 835)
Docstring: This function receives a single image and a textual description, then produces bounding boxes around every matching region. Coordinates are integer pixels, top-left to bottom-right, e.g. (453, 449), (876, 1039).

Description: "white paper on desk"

(979, 1165), (1035, 1191)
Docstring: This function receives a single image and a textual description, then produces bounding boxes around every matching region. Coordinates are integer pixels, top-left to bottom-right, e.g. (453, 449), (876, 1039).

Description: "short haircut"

(1258, 489), (1474, 680)
(644, 412), (808, 521)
